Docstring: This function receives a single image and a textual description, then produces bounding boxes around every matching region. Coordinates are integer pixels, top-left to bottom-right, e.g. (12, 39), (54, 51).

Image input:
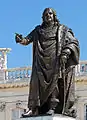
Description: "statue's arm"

(15, 29), (36, 45)
(62, 28), (79, 54)
(15, 34), (31, 45)
(61, 29), (80, 64)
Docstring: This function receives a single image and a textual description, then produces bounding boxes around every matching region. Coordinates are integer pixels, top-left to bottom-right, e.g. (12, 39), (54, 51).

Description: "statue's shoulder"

(59, 24), (69, 31)
(35, 25), (41, 30)
(59, 24), (74, 36)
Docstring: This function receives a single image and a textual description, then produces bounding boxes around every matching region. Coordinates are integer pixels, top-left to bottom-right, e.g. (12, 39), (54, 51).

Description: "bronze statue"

(15, 8), (80, 118)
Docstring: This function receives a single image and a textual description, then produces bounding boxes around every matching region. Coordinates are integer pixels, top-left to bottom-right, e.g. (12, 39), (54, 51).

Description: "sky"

(0, 0), (87, 68)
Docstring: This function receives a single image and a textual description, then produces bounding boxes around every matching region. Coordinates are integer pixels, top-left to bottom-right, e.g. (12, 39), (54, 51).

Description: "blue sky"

(0, 0), (86, 68)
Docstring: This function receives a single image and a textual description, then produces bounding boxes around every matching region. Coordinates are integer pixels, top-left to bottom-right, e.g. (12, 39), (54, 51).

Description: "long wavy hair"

(42, 8), (60, 26)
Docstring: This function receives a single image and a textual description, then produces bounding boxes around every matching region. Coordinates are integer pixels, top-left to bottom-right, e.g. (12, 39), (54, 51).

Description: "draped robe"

(23, 24), (80, 115)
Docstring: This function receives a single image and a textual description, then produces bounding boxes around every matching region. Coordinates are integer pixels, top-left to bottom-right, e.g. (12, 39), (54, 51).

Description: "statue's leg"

(62, 68), (77, 118)
(46, 87), (59, 115)
(22, 70), (40, 117)
(55, 78), (64, 114)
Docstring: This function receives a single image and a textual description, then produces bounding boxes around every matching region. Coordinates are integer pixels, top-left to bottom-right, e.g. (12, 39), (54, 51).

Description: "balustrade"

(75, 61), (87, 76)
(3, 67), (32, 83)
(0, 60), (87, 83)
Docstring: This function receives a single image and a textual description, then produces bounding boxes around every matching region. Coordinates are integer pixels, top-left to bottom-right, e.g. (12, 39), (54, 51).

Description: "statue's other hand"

(61, 55), (67, 65)
(15, 33), (22, 43)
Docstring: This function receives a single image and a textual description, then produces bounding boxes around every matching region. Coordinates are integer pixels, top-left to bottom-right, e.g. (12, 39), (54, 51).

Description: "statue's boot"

(22, 108), (38, 118)
(46, 98), (59, 115)
(22, 109), (32, 117)
(68, 107), (77, 118)
(46, 109), (54, 115)
(63, 105), (77, 118)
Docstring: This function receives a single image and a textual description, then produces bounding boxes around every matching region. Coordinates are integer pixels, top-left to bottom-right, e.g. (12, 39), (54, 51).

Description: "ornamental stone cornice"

(75, 79), (87, 83)
(75, 76), (87, 83)
(0, 82), (29, 89)
(0, 76), (87, 89)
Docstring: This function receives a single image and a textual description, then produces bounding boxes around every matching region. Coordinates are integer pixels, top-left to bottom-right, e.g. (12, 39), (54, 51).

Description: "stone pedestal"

(16, 114), (76, 120)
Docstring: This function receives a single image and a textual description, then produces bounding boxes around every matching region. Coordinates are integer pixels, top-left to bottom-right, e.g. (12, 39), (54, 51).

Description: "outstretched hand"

(15, 33), (22, 43)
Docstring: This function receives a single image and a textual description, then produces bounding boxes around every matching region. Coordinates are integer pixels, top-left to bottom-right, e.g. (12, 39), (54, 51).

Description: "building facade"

(0, 48), (87, 120)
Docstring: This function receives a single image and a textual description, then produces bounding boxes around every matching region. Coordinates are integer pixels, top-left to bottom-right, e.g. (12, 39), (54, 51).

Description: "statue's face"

(43, 8), (54, 23)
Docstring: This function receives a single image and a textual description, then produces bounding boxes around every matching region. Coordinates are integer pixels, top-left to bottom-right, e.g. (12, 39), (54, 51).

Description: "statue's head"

(42, 8), (59, 25)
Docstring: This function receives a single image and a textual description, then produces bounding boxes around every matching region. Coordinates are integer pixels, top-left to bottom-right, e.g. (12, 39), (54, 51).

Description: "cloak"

(25, 24), (80, 114)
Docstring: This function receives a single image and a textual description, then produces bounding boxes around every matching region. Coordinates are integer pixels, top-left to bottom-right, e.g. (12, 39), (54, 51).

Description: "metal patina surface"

(15, 7), (80, 118)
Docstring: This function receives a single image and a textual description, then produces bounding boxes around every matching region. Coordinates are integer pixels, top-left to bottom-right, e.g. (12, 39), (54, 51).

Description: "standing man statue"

(15, 8), (80, 118)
